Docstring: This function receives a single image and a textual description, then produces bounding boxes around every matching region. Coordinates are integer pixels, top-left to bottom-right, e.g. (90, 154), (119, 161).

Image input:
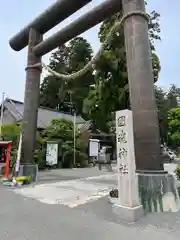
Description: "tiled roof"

(3, 98), (85, 128)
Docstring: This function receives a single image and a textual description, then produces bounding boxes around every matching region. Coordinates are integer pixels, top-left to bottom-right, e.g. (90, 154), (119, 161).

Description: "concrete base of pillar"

(18, 164), (38, 182)
(137, 171), (180, 213)
(112, 204), (144, 223)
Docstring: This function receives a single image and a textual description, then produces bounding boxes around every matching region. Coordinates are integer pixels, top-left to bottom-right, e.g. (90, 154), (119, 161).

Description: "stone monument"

(113, 110), (144, 222)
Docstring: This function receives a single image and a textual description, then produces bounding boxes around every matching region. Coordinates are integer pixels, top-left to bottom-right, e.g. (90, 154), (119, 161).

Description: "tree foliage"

(40, 4), (162, 133)
(42, 118), (87, 168)
(40, 37), (94, 117)
(43, 118), (73, 141)
(83, 7), (161, 132)
(0, 119), (88, 172)
(155, 85), (180, 145)
(2, 123), (21, 143)
(167, 107), (180, 149)
(1, 124), (46, 170)
(1, 124), (21, 169)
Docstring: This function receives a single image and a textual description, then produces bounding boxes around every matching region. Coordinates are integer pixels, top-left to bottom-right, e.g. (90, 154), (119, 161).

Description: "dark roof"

(2, 98), (85, 129)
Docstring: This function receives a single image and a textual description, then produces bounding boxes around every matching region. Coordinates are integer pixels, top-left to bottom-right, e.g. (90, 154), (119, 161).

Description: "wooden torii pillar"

(122, 0), (163, 171)
(21, 29), (42, 167)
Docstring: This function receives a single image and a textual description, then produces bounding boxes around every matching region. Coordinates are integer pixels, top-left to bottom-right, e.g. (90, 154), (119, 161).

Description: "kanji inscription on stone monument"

(116, 109), (139, 207)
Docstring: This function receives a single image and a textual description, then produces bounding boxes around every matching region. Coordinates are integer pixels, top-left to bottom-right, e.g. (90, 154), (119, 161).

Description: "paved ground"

(164, 162), (178, 175)
(14, 172), (117, 207)
(0, 164), (180, 239)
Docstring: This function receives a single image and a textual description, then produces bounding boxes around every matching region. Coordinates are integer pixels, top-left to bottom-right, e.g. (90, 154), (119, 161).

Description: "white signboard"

(89, 139), (99, 157)
(46, 143), (58, 166)
(116, 110), (139, 207)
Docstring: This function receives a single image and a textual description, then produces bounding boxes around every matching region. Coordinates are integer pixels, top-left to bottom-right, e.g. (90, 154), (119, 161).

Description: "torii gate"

(10, 0), (177, 218)
(9, 0), (163, 172)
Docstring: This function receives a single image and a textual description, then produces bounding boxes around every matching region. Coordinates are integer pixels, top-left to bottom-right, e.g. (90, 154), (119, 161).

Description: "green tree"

(43, 118), (74, 141)
(2, 123), (21, 143)
(1, 124), (46, 171)
(166, 84), (180, 109)
(167, 107), (180, 149)
(155, 86), (169, 144)
(1, 124), (21, 169)
(42, 118), (87, 168)
(83, 7), (161, 132)
(154, 85), (180, 145)
(40, 45), (69, 109)
(40, 37), (94, 117)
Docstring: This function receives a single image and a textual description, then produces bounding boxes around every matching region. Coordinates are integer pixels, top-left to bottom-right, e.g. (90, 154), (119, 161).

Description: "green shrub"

(34, 148), (46, 170)
(0, 119), (88, 171)
(1, 123), (21, 173)
(1, 124), (46, 171)
(76, 151), (88, 168)
(44, 118), (88, 169)
(61, 142), (88, 168)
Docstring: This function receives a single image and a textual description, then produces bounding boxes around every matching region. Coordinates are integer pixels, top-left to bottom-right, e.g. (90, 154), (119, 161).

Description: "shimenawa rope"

(27, 11), (149, 82)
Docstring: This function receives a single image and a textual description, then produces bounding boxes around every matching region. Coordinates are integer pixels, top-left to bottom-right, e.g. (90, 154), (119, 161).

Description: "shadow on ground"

(76, 195), (180, 234)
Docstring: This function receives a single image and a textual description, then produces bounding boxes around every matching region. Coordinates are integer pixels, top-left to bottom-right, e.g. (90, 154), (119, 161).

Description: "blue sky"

(0, 0), (179, 102)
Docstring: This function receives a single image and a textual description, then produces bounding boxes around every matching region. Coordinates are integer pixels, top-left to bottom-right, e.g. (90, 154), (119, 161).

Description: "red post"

(5, 143), (11, 179)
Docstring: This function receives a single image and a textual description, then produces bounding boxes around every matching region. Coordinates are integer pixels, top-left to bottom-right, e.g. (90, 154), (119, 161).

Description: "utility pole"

(73, 110), (76, 167)
(68, 91), (76, 167)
